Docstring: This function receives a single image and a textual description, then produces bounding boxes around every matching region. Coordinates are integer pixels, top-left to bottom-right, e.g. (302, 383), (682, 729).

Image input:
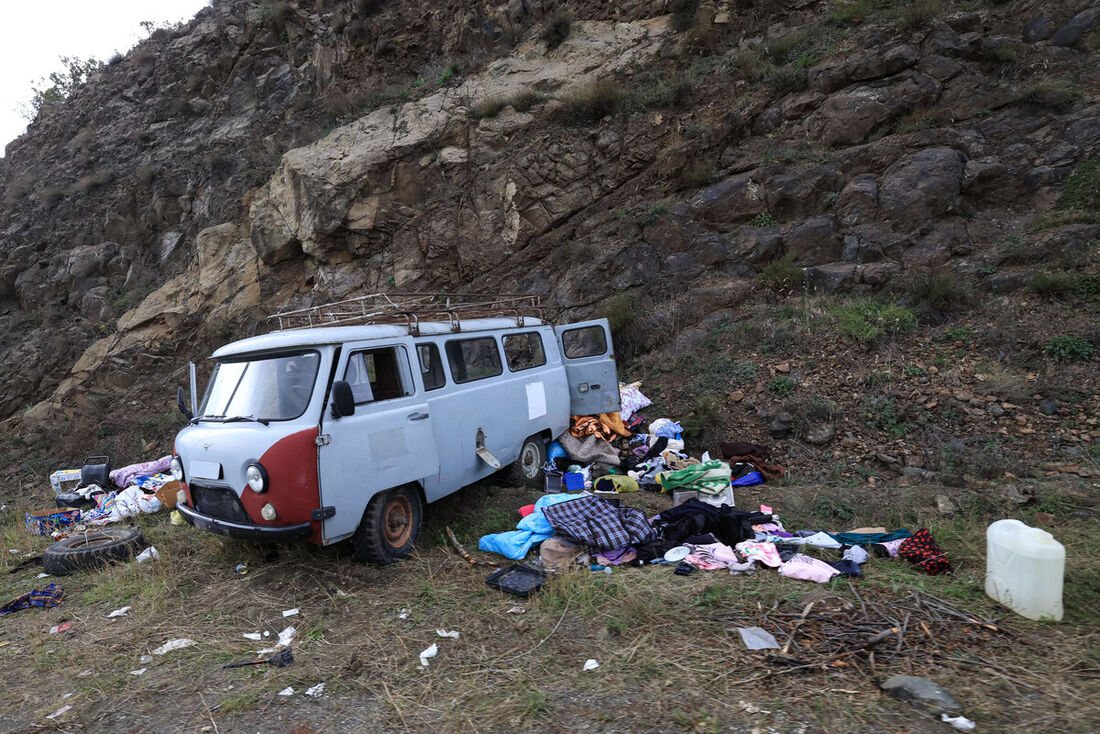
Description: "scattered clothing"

(0, 583), (65, 616)
(735, 541), (783, 568)
(596, 547), (638, 566)
(539, 536), (585, 571)
(110, 456), (172, 489)
(778, 554), (841, 583)
(830, 529), (911, 546)
(557, 432), (622, 468)
(657, 460), (732, 495)
(873, 538), (907, 558)
(842, 545), (870, 565)
(792, 531), (843, 549)
(594, 475), (639, 493)
(619, 383), (652, 421)
(826, 560), (863, 577)
(542, 494), (656, 552)
(898, 528), (951, 575)
(479, 493), (577, 560)
(730, 471), (763, 487)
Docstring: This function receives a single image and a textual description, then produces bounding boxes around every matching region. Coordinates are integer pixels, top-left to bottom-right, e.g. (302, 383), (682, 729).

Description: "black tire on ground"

(510, 434), (548, 489)
(352, 485), (423, 565)
(42, 527), (146, 576)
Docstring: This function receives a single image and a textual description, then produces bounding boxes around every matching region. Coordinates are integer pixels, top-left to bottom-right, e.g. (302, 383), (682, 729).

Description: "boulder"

(836, 175), (878, 227)
(731, 225), (784, 263)
(765, 165), (841, 220)
(804, 423), (835, 445)
(1022, 15), (1057, 43)
(878, 147), (965, 226)
(806, 263), (857, 293)
(816, 72), (941, 146)
(1050, 7), (1100, 47)
(786, 216), (841, 265)
(689, 172), (768, 224)
(808, 44), (920, 93)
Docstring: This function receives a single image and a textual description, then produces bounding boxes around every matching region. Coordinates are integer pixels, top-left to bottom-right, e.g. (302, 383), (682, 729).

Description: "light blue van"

(171, 300), (620, 564)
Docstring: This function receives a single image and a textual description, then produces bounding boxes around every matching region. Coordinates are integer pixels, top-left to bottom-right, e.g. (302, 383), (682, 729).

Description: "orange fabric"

(597, 412), (632, 438)
(569, 415), (614, 441)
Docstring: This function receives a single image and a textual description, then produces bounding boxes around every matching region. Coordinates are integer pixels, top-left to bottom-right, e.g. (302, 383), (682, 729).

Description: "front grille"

(191, 484), (252, 524)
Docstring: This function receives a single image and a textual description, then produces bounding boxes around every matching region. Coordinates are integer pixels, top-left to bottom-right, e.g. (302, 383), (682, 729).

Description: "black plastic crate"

(484, 564), (547, 598)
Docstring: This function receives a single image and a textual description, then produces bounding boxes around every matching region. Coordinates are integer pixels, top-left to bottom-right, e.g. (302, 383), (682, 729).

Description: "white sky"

(0, 0), (212, 156)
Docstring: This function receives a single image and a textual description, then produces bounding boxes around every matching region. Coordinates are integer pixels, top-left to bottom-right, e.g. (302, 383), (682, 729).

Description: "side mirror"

(331, 381), (355, 418)
(177, 386), (193, 421)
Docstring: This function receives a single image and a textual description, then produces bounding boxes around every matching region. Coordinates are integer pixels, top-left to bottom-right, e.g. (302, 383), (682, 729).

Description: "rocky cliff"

(0, 0), (1097, 478)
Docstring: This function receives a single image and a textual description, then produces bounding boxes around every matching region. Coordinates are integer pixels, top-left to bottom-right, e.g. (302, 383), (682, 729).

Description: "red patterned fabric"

(897, 528), (951, 575)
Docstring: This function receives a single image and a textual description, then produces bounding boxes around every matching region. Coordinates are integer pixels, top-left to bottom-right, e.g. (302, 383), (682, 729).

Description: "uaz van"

(172, 295), (620, 563)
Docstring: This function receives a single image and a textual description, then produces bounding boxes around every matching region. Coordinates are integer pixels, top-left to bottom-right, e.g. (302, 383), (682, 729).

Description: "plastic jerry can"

(985, 519), (1065, 621)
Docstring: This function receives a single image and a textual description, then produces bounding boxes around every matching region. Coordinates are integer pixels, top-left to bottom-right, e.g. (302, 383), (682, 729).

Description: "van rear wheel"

(510, 434), (548, 489)
(352, 486), (423, 565)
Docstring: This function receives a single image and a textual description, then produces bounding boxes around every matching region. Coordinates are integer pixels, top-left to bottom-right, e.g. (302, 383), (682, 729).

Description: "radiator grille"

(190, 484), (251, 525)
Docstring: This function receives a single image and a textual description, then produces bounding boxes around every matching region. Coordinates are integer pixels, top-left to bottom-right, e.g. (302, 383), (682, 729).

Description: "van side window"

(344, 347), (411, 404)
(416, 343), (446, 391)
(503, 332), (546, 372)
(561, 325), (607, 359)
(445, 337), (502, 383)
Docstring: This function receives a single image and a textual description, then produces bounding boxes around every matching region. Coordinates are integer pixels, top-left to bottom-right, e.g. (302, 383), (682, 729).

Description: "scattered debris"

(582, 659), (600, 671)
(223, 648), (294, 669)
(49, 622), (72, 634)
(45, 705), (72, 720)
(0, 583), (64, 616)
(278, 687), (295, 696)
(135, 546), (160, 563)
(234, 563), (248, 575)
(107, 606), (131, 618)
(941, 713), (977, 731)
(153, 638), (197, 655)
(397, 608), (410, 620)
(257, 626), (296, 655)
(129, 668), (147, 676)
(242, 632), (262, 641)
(734, 626), (780, 650)
(36, 572), (51, 578)
(881, 675), (962, 714)
(282, 608), (299, 617)
(305, 683), (325, 697)
(139, 655), (152, 664)
(446, 525), (499, 567)
(419, 643), (438, 667)
(78, 670), (92, 677)
(506, 606), (526, 614)
(435, 629), (460, 639)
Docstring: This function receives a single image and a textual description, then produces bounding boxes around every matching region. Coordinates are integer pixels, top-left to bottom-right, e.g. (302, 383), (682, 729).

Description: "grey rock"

(879, 147), (965, 226)
(935, 494), (956, 515)
(903, 466), (936, 481)
(786, 216), (841, 265)
(804, 423), (835, 445)
(987, 403), (1005, 417)
(1050, 7), (1100, 47)
(1039, 399), (1059, 416)
(881, 675), (962, 714)
(806, 263), (857, 293)
(1002, 484), (1032, 505)
(1022, 15), (1057, 43)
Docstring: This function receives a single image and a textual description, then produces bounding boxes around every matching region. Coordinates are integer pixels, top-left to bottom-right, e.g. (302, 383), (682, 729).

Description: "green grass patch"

(831, 299), (916, 344)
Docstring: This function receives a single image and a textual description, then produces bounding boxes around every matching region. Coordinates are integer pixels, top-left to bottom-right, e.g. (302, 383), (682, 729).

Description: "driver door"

(318, 340), (440, 543)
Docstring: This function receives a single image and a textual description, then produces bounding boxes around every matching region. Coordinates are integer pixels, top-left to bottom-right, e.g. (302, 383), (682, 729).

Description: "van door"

(553, 319), (622, 415)
(318, 340), (440, 543)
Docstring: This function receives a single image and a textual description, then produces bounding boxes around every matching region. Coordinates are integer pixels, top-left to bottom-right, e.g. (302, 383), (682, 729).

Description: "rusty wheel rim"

(383, 495), (413, 548)
(520, 442), (541, 479)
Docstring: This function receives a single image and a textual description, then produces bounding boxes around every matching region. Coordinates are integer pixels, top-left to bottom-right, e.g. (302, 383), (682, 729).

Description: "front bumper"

(175, 502), (312, 542)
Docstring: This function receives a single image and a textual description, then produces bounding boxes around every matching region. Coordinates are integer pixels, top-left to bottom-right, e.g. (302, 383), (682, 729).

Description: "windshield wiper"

(223, 415), (270, 426)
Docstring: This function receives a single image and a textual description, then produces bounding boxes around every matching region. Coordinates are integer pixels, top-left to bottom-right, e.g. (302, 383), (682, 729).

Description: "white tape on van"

(526, 381), (547, 420)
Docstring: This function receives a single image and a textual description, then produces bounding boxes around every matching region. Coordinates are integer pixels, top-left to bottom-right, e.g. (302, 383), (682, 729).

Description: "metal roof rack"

(267, 293), (544, 335)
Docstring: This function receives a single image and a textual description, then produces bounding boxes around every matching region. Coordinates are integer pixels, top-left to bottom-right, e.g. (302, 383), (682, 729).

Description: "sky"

(0, 0), (212, 156)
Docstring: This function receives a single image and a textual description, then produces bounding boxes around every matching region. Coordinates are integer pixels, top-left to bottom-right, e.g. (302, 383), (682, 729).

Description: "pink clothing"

(684, 554), (726, 570)
(735, 541), (782, 568)
(778, 554), (840, 583)
(879, 538), (906, 557)
(110, 456), (172, 489)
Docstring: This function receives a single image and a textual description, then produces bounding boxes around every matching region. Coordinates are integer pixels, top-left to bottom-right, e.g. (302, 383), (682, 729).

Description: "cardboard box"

(154, 480), (181, 509)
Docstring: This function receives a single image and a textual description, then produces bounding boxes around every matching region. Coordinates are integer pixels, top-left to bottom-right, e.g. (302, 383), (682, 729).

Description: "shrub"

(759, 253), (804, 291)
(828, 0), (876, 25)
(860, 395), (912, 435)
(670, 0), (701, 32)
(832, 299), (916, 344)
(898, 0), (943, 30)
(731, 49), (769, 81)
(22, 56), (104, 120)
(603, 292), (638, 332)
(70, 127), (95, 149)
(752, 212), (777, 228)
(907, 271), (973, 312)
(470, 90), (544, 119)
(1057, 155), (1100, 212)
(542, 13), (572, 50)
(637, 203), (669, 227)
(1044, 335), (1094, 362)
(268, 1), (294, 31)
(768, 375), (796, 397)
(38, 186), (65, 205)
(765, 31), (808, 65)
(983, 40), (1020, 64)
(681, 161), (713, 187)
(74, 170), (113, 192)
(1012, 80), (1080, 114)
(628, 75), (694, 111)
(552, 79), (624, 124)
(764, 65), (807, 96)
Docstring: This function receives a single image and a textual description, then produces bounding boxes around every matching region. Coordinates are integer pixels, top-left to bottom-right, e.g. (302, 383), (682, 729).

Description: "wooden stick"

(445, 526), (499, 567)
(781, 601), (815, 655)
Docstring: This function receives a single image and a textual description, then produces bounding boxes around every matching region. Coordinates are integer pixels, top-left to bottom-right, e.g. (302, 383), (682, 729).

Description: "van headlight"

(246, 463), (269, 493)
(170, 456), (185, 482)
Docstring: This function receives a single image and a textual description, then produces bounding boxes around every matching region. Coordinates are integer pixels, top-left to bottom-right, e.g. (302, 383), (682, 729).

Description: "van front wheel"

(352, 486), (423, 564)
(511, 434), (548, 488)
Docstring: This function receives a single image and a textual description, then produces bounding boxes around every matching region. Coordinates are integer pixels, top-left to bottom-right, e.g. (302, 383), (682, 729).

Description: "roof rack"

(267, 293), (544, 335)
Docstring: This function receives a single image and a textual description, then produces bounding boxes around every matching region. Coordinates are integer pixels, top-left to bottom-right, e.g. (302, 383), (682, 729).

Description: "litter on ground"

(107, 606), (130, 618)
(153, 638), (196, 655)
(419, 643), (438, 667)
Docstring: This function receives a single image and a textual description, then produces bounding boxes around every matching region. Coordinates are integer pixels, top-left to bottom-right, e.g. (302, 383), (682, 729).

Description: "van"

(171, 294), (620, 563)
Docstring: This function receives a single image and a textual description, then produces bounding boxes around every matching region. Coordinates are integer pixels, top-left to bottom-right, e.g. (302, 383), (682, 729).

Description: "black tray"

(485, 564), (547, 598)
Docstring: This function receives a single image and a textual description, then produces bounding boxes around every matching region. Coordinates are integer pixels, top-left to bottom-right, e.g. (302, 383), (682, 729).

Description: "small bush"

(1057, 155), (1100, 212)
(1012, 80), (1080, 114)
(731, 49), (769, 81)
(470, 90), (544, 119)
(75, 170), (113, 192)
(70, 127), (95, 149)
(764, 65), (807, 96)
(907, 271), (973, 313)
(38, 186), (65, 205)
(984, 40), (1021, 65)
(1044, 335), (1095, 362)
(269, 1), (294, 31)
(768, 375), (796, 397)
(670, 0), (701, 32)
(542, 13), (572, 50)
(1027, 209), (1100, 232)
(752, 212), (777, 228)
(637, 203), (669, 228)
(860, 396), (912, 435)
(628, 76), (694, 111)
(681, 161), (713, 187)
(765, 31), (808, 65)
(759, 253), (804, 291)
(898, 0), (943, 30)
(832, 299), (916, 344)
(828, 0), (876, 25)
(552, 79), (624, 124)
(604, 292), (638, 332)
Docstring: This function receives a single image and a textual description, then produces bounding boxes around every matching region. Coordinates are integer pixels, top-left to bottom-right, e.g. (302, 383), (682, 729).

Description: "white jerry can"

(985, 519), (1065, 621)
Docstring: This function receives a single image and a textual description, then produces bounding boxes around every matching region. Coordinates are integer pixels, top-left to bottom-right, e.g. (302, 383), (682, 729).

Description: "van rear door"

(553, 319), (621, 415)
(318, 340), (440, 543)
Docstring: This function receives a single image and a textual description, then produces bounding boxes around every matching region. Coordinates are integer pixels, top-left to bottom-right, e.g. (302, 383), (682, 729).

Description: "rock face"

(0, 0), (1097, 426)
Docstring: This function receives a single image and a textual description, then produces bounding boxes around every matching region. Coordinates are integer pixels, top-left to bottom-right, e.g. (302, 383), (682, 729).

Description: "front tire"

(352, 486), (423, 564)
(511, 434), (548, 488)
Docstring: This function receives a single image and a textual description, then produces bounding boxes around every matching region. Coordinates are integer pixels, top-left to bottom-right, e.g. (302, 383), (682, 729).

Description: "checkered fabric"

(898, 528), (951, 575)
(541, 494), (655, 552)
(0, 583), (65, 616)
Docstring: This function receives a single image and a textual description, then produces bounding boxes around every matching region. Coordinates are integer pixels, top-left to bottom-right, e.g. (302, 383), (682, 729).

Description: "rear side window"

(416, 343), (446, 391)
(503, 332), (547, 372)
(344, 347), (411, 404)
(561, 325), (607, 359)
(445, 337), (502, 383)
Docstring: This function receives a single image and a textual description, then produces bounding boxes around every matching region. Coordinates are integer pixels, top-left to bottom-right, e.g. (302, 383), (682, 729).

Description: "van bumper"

(175, 502), (312, 542)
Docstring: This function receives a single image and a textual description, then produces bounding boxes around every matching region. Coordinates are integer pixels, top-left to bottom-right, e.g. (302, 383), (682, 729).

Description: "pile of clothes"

(479, 493), (952, 583)
(48, 456), (174, 529)
(547, 382), (786, 499)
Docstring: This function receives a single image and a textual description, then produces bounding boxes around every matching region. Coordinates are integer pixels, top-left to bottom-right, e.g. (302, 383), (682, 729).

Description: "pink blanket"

(110, 456), (172, 488)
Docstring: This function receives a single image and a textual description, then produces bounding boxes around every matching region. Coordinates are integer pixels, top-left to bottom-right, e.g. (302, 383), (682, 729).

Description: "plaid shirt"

(541, 494), (655, 552)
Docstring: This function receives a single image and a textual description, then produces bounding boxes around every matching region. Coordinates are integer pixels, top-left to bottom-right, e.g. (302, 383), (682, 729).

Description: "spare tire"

(42, 527), (146, 576)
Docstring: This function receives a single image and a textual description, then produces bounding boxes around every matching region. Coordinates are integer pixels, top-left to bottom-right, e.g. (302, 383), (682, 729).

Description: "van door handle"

(590, 384), (601, 390)
(407, 412), (430, 421)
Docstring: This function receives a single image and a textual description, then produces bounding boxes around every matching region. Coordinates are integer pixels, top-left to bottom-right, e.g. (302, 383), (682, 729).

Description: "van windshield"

(199, 351), (320, 422)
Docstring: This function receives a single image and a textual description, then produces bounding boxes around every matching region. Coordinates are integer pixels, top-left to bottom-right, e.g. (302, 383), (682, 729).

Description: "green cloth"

(656, 460), (732, 495)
